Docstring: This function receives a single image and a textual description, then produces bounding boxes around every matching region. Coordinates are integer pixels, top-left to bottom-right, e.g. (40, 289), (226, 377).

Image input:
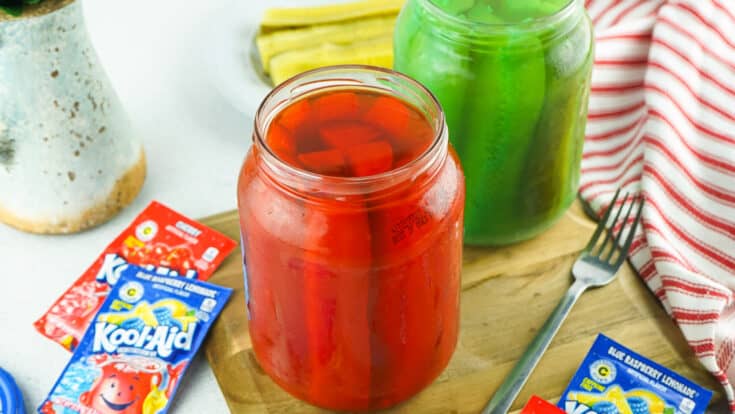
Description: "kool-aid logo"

(92, 322), (196, 358)
(95, 253), (198, 285)
(96, 254), (129, 285)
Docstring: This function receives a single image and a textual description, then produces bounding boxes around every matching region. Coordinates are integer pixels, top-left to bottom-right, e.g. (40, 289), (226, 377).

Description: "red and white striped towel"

(582, 0), (735, 410)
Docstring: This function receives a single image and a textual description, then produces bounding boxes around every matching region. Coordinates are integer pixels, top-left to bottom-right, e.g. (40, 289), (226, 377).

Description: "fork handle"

(481, 279), (589, 414)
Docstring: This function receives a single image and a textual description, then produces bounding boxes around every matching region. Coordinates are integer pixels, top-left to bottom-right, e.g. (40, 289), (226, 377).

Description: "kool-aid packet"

(39, 266), (232, 414)
(559, 334), (713, 414)
(35, 201), (237, 351)
(523, 396), (565, 414)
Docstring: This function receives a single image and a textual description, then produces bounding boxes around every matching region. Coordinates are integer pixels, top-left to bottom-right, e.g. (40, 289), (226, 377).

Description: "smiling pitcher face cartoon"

(80, 356), (164, 414)
(82, 364), (160, 413)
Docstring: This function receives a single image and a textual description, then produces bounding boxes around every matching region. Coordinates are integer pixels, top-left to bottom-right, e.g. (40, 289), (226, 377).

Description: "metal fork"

(481, 189), (645, 414)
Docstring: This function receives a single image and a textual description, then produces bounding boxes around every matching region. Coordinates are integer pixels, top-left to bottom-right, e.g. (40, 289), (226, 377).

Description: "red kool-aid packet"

(34, 201), (236, 351)
(522, 396), (565, 414)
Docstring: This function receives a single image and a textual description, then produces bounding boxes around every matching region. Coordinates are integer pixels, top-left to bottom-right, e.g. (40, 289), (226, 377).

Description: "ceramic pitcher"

(0, 0), (145, 234)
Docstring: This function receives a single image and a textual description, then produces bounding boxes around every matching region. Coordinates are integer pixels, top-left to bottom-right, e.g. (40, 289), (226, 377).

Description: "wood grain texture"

(202, 202), (721, 413)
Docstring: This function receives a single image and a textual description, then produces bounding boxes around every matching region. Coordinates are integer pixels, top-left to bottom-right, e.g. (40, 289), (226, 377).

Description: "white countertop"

(0, 1), (251, 412)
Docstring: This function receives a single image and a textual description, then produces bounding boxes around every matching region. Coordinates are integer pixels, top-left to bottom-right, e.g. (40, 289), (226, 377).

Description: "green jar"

(395, 0), (593, 245)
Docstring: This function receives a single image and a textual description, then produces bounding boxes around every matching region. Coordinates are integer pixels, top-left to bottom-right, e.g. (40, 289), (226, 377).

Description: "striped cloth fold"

(582, 0), (735, 410)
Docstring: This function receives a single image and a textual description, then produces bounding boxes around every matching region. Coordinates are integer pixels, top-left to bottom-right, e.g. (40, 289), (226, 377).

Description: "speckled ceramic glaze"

(0, 0), (145, 234)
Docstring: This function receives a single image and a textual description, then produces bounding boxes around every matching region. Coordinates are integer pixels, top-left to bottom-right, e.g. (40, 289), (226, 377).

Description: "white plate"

(208, 0), (354, 118)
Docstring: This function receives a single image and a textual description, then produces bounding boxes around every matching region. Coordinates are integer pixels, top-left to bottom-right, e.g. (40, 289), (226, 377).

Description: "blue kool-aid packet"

(559, 334), (713, 414)
(39, 266), (232, 414)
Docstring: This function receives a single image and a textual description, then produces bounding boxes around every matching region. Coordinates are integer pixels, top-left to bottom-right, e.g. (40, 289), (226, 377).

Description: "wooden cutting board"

(201, 201), (720, 413)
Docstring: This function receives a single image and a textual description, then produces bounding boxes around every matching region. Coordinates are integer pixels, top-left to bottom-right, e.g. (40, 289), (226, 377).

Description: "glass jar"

(395, 0), (593, 245)
(237, 66), (465, 411)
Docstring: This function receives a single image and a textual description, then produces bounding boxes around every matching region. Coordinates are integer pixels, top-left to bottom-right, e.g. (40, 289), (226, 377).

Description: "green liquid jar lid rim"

(428, 0), (574, 24)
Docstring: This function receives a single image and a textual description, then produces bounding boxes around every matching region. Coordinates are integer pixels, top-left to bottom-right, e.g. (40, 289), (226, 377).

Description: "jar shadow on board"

(237, 65), (465, 411)
(395, 0), (594, 246)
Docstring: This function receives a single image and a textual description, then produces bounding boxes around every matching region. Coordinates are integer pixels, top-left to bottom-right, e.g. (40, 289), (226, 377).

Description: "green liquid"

(395, 0), (593, 245)
(432, 0), (571, 22)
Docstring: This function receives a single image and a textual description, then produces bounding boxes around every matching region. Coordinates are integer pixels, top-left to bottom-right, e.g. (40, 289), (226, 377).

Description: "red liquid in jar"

(239, 88), (463, 411)
(267, 90), (434, 176)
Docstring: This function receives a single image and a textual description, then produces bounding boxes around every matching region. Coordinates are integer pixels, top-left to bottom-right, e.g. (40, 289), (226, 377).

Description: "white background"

(0, 1), (250, 412)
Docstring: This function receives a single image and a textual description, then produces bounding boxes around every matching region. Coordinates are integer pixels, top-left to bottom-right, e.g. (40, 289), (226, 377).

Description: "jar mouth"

(420, 0), (579, 33)
(253, 65), (447, 192)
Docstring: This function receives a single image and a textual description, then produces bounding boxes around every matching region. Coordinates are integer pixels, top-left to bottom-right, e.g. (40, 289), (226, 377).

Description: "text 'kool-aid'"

(40, 265), (233, 414)
(34, 201), (237, 351)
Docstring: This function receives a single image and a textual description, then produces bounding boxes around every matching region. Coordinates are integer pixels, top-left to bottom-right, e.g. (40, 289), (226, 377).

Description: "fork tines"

(586, 189), (646, 267)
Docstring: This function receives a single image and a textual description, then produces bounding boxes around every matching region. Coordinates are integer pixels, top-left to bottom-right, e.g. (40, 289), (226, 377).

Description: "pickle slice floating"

(277, 98), (312, 133)
(345, 141), (394, 177)
(266, 123), (299, 166)
(465, 2), (504, 24)
(313, 91), (361, 123)
(297, 149), (348, 176)
(261, 0), (405, 28)
(319, 121), (382, 150)
(491, 0), (570, 22)
(431, 0), (476, 15)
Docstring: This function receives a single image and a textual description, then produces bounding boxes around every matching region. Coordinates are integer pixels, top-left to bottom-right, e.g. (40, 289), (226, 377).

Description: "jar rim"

(418, 0), (580, 33)
(253, 65), (448, 192)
